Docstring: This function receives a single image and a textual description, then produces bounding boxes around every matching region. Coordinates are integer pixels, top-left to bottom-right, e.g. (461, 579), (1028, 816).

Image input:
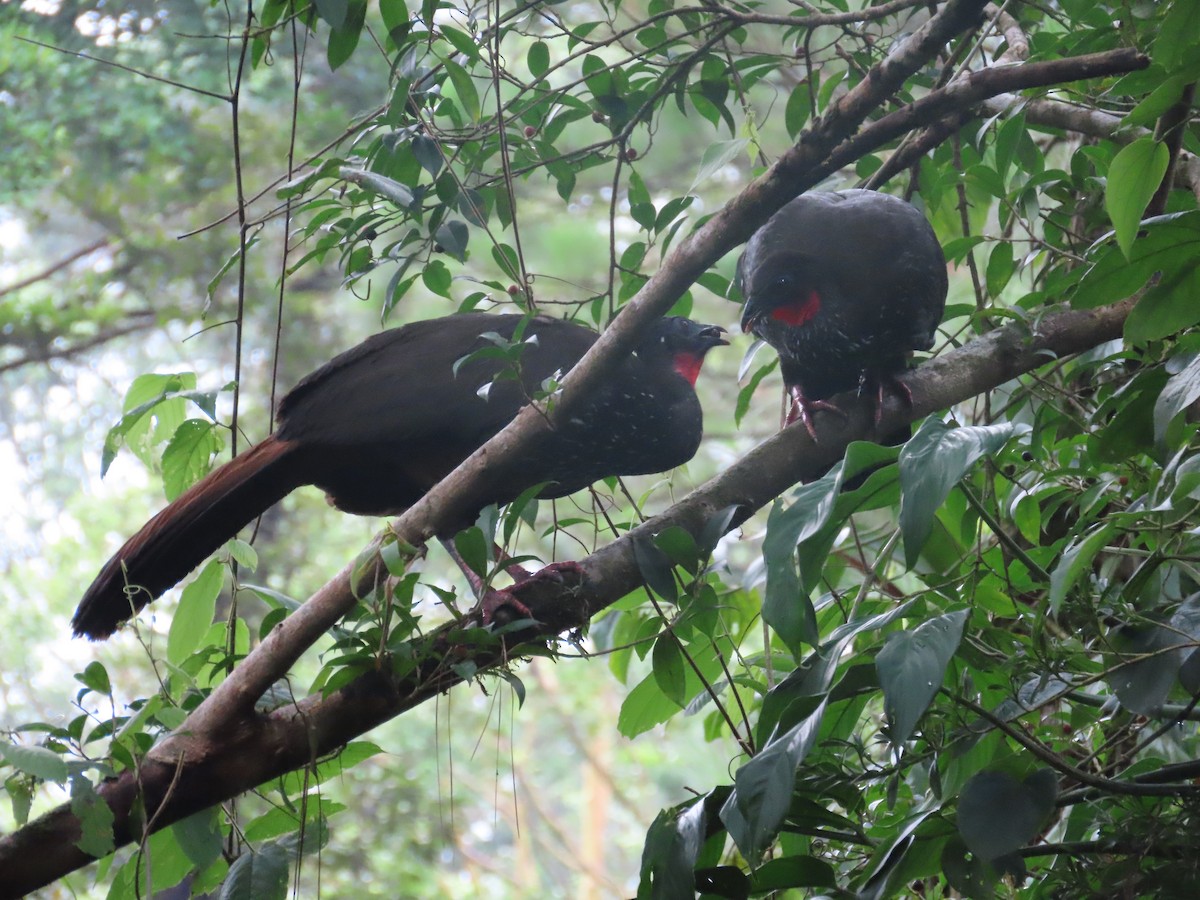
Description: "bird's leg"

(863, 370), (916, 427)
(785, 384), (845, 440)
(440, 540), (585, 626)
(440, 538), (535, 625)
(491, 543), (586, 623)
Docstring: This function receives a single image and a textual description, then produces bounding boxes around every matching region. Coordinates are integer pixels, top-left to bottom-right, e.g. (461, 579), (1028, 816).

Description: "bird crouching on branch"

(738, 189), (947, 437)
(73, 313), (727, 640)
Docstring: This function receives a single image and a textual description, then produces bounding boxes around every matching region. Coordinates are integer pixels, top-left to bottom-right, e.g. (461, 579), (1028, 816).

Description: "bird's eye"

(771, 274), (794, 291)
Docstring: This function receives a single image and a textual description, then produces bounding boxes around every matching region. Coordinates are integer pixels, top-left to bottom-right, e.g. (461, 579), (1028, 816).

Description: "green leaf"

(720, 699), (828, 859)
(619, 670), (684, 738)
(957, 769), (1056, 861)
(412, 134), (442, 177)
(325, 0), (366, 70)
(1108, 621), (1187, 714)
(379, 0), (408, 43)
(0, 743), (68, 782)
(227, 538), (258, 571)
(527, 40), (550, 78)
(749, 856), (837, 891)
(985, 241), (1014, 298)
(899, 419), (1018, 568)
(619, 640), (732, 737)
(422, 259), (453, 296)
(220, 841), (290, 900)
(491, 243), (520, 281)
(639, 799), (711, 900)
(761, 483), (834, 651)
(783, 81), (811, 138)
(452, 526), (490, 579)
(690, 139), (748, 193)
(161, 419), (221, 501)
(1047, 522), (1115, 615)
(440, 25), (480, 62)
(654, 525), (699, 574)
(1125, 250), (1200, 344)
(652, 634), (687, 706)
(443, 59), (480, 122)
(1155, 0), (1200, 70)
(876, 609), (969, 744)
(174, 808), (224, 871)
(313, 0), (347, 28)
(70, 774), (116, 858)
(1154, 351), (1200, 444)
(168, 559), (224, 665)
(1106, 136), (1169, 259)
(434, 220), (469, 261)
(634, 535), (678, 601)
(76, 660), (112, 696)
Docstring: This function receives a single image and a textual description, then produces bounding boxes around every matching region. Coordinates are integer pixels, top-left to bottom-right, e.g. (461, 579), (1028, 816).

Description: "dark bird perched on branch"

(73, 313), (727, 639)
(738, 189), (947, 437)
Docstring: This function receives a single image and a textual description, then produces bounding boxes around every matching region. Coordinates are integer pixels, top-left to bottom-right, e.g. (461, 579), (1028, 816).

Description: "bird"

(72, 313), (727, 639)
(737, 189), (947, 437)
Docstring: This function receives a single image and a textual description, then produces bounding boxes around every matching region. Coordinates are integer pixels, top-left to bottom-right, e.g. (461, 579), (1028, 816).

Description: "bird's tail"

(73, 436), (306, 639)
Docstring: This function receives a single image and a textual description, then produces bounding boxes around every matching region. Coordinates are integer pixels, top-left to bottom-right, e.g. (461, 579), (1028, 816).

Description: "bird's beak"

(740, 301), (762, 334)
(701, 324), (729, 347)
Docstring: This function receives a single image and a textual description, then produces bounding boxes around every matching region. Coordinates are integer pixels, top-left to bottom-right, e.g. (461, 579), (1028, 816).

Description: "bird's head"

(738, 252), (823, 336)
(638, 317), (728, 385)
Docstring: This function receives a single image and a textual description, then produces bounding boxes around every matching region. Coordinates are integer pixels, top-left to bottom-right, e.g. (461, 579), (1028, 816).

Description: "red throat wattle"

(672, 353), (704, 386)
(770, 289), (821, 326)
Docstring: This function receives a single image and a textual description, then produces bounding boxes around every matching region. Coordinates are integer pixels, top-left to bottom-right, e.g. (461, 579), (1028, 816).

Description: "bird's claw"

(478, 590), (535, 627)
(477, 561), (585, 627)
(785, 387), (845, 441)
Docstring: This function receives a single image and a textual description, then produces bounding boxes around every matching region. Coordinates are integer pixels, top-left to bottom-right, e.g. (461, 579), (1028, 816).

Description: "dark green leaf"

(899, 419), (1018, 568)
(412, 134), (442, 176)
(655, 525), (699, 574)
(379, 0), (408, 42)
(784, 81), (811, 138)
(1154, 351), (1200, 443)
(435, 220), (469, 261)
(1047, 523), (1114, 615)
(957, 769), (1056, 861)
(1108, 622), (1187, 714)
(720, 699), (828, 859)
(749, 856), (837, 891)
(639, 800), (709, 900)
(174, 808), (224, 870)
(876, 609), (969, 744)
(220, 841), (290, 900)
(325, 0), (366, 70)
(452, 526), (490, 579)
(634, 535), (678, 601)
(652, 634), (687, 706)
